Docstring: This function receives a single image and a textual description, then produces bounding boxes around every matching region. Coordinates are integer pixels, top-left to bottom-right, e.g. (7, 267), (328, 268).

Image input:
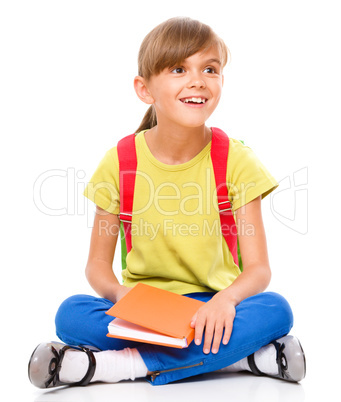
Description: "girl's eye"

(203, 67), (216, 74)
(171, 67), (185, 74)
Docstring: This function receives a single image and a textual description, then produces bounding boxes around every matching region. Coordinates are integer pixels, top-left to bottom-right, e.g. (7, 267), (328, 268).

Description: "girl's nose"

(187, 74), (206, 89)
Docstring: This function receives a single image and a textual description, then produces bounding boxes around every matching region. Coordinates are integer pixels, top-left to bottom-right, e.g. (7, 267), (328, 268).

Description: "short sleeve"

(83, 147), (120, 214)
(226, 138), (278, 210)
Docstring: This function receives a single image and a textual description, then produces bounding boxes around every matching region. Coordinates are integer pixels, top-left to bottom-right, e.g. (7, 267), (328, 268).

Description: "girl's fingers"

(190, 313), (197, 328)
(193, 314), (206, 346)
(192, 303), (235, 353)
(222, 320), (233, 345)
(203, 320), (215, 354)
(211, 323), (224, 354)
(201, 316), (233, 354)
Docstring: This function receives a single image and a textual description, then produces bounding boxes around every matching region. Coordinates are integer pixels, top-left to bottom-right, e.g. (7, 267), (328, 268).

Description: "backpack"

(117, 127), (242, 272)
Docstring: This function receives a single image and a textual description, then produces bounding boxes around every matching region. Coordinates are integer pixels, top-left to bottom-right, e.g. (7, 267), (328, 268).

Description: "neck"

(144, 123), (212, 165)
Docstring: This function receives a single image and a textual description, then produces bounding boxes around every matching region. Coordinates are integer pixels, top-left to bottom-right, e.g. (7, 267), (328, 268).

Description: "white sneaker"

(248, 335), (306, 382)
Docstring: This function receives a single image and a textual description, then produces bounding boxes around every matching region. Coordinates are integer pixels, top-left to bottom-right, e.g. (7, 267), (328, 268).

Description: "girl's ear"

(134, 76), (154, 105)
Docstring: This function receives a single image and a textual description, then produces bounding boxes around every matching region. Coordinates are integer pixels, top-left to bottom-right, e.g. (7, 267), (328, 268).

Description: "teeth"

(183, 97), (206, 103)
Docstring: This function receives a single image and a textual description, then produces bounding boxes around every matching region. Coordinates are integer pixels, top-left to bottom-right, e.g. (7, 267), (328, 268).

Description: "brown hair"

(136, 17), (229, 132)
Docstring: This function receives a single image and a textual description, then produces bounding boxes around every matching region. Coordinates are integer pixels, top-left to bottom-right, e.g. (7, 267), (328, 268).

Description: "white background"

(1, 0), (340, 400)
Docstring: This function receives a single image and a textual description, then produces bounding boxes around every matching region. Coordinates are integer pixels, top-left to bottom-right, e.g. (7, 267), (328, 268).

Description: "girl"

(29, 17), (306, 388)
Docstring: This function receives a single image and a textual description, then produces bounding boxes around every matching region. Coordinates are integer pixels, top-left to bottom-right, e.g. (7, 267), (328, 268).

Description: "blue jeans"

(55, 292), (293, 385)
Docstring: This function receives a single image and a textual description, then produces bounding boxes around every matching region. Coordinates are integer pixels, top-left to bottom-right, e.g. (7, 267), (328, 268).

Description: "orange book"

(105, 283), (205, 348)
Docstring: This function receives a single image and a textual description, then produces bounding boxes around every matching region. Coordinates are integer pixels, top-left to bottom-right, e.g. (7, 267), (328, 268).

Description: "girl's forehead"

(175, 45), (223, 67)
(188, 46), (221, 61)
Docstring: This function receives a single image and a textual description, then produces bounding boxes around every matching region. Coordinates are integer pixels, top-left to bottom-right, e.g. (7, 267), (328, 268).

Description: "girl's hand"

(190, 290), (236, 354)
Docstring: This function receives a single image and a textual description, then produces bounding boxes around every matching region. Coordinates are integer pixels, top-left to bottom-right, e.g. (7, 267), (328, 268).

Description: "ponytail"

(136, 105), (157, 133)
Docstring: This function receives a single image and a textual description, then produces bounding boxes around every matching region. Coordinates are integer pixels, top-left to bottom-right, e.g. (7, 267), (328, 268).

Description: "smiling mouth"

(180, 97), (207, 104)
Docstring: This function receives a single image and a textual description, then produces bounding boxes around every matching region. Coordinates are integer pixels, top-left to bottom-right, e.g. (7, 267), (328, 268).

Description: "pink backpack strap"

(117, 134), (137, 254)
(117, 129), (238, 266)
(211, 127), (238, 266)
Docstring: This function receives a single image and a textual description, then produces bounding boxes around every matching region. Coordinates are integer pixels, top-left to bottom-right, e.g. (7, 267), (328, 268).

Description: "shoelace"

(45, 345), (70, 387)
(271, 340), (290, 380)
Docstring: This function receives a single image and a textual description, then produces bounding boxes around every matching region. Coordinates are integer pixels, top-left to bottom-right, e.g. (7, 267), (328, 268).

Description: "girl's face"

(136, 46), (224, 130)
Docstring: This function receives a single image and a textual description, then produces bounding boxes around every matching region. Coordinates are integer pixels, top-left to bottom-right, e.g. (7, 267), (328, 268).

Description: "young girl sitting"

(29, 17), (306, 388)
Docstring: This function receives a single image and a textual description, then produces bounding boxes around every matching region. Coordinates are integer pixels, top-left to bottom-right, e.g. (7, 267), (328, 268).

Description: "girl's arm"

(85, 206), (131, 303)
(191, 195), (271, 354)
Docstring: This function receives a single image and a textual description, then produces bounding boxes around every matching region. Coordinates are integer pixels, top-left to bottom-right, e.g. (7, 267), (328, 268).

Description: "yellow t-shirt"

(84, 130), (278, 295)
